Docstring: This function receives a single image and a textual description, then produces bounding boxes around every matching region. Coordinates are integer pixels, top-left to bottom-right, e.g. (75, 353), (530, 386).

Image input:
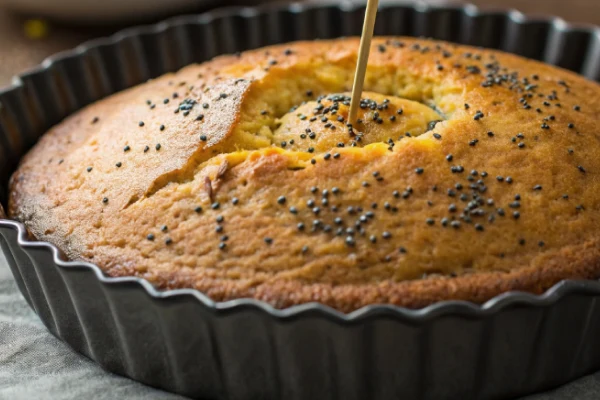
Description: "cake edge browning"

(103, 237), (600, 312)
(4, 214), (600, 312)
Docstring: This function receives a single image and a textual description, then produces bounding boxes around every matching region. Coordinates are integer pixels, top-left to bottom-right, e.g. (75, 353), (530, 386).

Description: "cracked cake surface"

(9, 37), (600, 312)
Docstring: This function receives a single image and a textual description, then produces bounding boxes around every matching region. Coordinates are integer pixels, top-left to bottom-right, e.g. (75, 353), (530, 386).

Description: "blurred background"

(0, 0), (598, 87)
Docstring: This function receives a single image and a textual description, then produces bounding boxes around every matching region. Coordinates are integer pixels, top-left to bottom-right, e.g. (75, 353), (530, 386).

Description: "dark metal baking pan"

(1, 1), (600, 399)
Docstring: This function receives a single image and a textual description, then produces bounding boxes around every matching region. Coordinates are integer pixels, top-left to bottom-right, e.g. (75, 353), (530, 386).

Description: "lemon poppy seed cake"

(9, 37), (600, 312)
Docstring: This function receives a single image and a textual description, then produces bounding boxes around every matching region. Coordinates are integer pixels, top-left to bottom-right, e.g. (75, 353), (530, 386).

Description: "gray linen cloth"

(1, 252), (600, 399)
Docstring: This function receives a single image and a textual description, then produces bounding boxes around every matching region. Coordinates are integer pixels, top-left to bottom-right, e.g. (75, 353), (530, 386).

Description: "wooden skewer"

(348, 0), (380, 125)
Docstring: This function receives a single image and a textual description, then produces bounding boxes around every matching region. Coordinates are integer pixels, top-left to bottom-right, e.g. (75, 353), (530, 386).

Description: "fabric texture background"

(1, 252), (600, 400)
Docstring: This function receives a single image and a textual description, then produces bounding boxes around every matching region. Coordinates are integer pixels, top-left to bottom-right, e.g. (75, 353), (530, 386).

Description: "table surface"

(2, 1), (600, 398)
(1, 0), (599, 87)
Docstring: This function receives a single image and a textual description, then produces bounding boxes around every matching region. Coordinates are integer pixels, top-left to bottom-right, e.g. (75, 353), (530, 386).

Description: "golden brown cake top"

(9, 37), (600, 311)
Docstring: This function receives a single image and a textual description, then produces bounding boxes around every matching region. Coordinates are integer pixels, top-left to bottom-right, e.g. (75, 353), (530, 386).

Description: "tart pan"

(1, 1), (600, 399)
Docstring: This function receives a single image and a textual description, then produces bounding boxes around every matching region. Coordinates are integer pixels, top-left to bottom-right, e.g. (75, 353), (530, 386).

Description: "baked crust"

(9, 37), (600, 311)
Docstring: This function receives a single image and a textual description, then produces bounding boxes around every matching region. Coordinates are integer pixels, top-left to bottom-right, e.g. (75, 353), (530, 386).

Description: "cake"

(9, 37), (600, 312)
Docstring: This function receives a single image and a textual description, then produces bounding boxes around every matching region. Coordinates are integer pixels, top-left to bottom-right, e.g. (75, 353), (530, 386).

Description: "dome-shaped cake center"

(272, 91), (442, 152)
